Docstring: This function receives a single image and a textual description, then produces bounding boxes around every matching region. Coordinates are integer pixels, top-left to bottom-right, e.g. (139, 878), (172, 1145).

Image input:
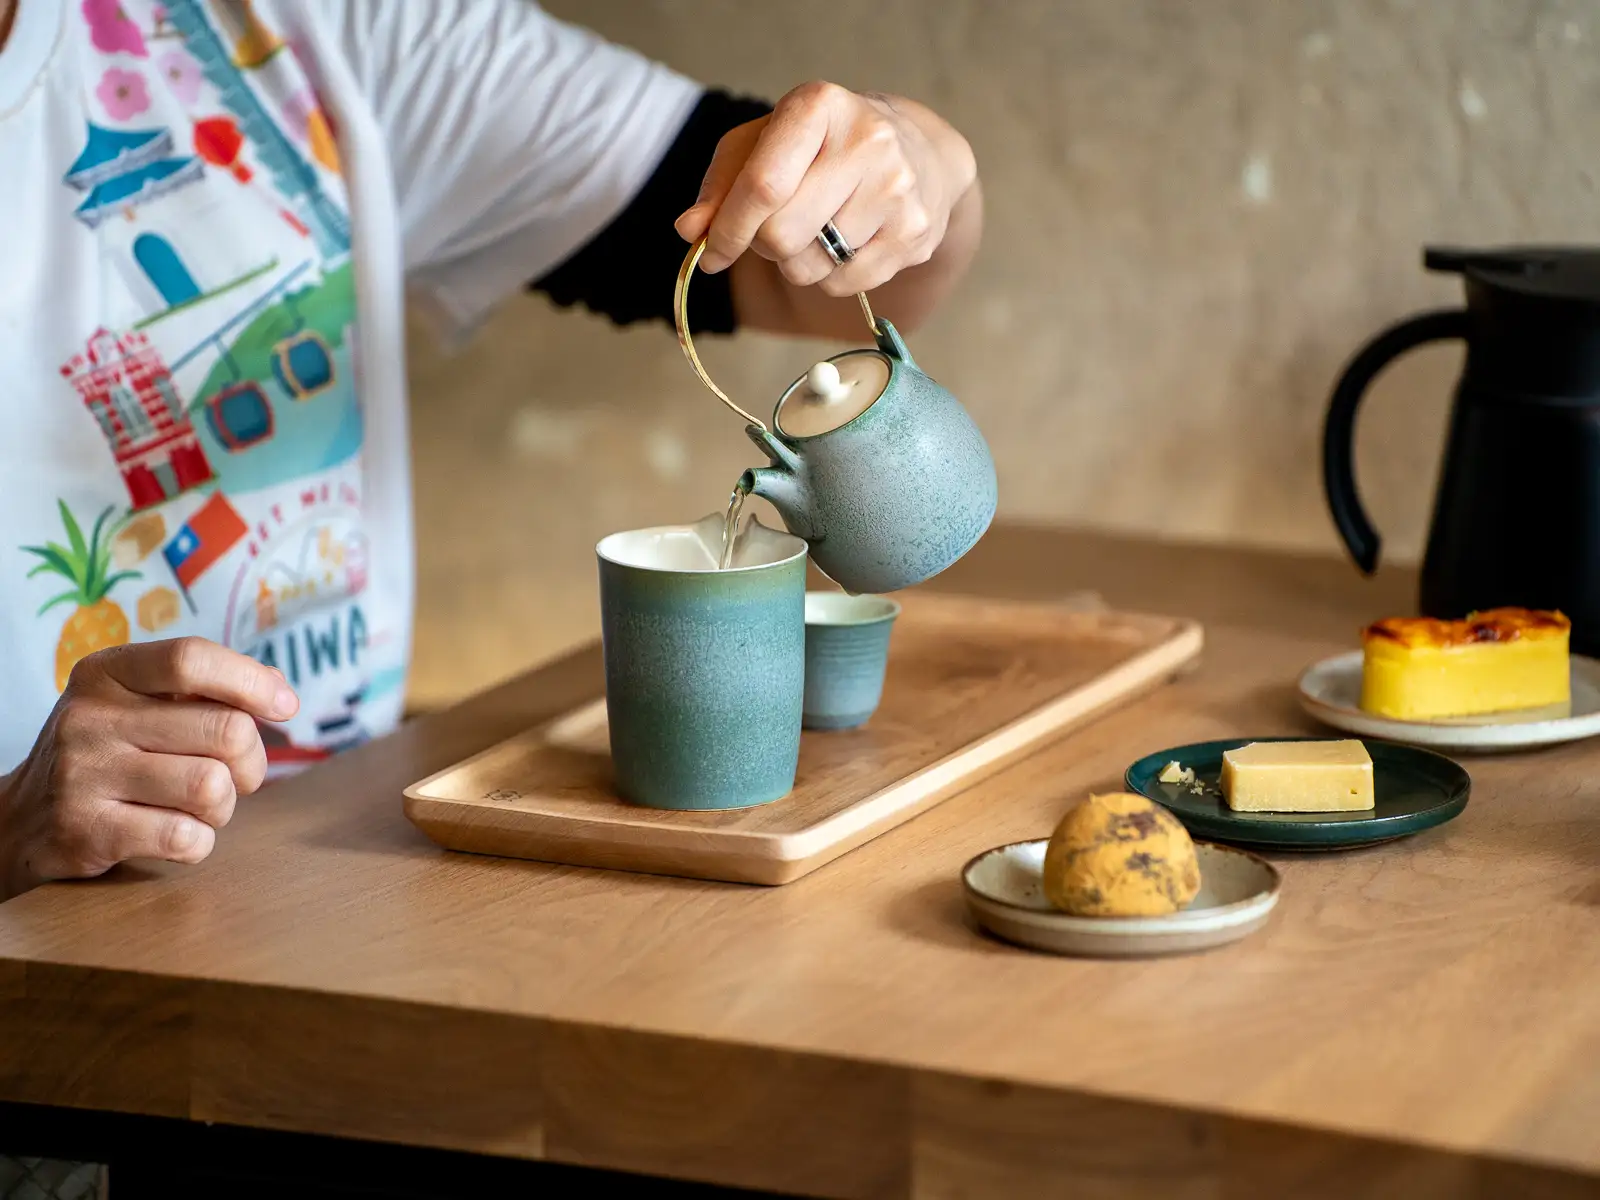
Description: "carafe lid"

(1426, 245), (1600, 307)
(1426, 245), (1600, 398)
(776, 351), (890, 438)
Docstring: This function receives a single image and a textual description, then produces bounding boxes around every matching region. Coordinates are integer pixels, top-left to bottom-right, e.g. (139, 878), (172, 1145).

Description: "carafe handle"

(1323, 309), (1469, 574)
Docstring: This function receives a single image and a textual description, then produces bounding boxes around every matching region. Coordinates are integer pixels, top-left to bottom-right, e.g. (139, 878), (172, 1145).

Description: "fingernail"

(172, 819), (201, 854)
(272, 684), (299, 720)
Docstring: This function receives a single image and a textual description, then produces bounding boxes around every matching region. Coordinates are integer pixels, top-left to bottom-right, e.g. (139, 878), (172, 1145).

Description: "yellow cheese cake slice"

(1359, 608), (1570, 721)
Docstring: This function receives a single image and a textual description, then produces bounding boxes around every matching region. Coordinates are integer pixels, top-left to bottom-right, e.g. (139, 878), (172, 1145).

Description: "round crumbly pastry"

(1042, 792), (1202, 917)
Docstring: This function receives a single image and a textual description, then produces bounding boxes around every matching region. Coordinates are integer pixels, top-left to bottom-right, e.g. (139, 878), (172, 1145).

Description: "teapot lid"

(775, 351), (891, 438)
(1426, 245), (1600, 307)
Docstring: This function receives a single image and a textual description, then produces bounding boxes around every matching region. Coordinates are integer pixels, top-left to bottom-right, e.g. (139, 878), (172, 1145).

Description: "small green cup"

(599, 515), (807, 810)
(802, 592), (901, 731)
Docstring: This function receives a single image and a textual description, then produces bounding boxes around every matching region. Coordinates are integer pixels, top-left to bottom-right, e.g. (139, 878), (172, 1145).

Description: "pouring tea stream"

(677, 237), (998, 594)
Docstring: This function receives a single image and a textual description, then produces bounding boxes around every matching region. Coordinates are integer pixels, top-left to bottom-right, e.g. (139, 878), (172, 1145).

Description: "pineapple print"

(23, 502), (140, 691)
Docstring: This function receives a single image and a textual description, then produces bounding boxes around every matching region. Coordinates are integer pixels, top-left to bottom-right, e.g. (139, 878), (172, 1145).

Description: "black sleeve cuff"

(529, 89), (775, 335)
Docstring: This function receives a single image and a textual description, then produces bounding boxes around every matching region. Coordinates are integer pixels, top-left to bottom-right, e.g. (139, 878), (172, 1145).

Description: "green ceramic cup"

(802, 592), (901, 730)
(598, 514), (807, 810)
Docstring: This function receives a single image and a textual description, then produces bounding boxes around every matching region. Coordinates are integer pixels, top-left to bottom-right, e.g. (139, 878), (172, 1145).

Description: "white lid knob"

(805, 360), (848, 403)
(777, 351), (890, 437)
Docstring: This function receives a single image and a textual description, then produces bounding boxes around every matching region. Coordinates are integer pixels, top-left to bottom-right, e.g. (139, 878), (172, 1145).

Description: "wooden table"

(3, 526), (1598, 1198)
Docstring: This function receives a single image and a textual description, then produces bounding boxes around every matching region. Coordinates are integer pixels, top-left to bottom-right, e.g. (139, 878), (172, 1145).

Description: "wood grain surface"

(404, 595), (1202, 884)
(2, 526), (1598, 1199)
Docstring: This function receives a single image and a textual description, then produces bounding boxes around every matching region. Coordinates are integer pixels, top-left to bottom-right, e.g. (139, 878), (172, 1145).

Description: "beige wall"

(407, 0), (1600, 705)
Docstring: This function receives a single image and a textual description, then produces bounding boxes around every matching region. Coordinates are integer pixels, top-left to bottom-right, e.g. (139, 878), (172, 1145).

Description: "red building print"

(60, 329), (215, 511)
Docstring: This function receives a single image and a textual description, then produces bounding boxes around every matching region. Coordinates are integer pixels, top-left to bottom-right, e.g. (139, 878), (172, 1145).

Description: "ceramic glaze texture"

(599, 524), (806, 810)
(744, 321), (998, 596)
(802, 592), (900, 730)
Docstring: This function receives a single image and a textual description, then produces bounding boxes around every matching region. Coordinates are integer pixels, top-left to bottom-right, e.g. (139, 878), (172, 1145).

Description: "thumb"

(675, 118), (766, 243)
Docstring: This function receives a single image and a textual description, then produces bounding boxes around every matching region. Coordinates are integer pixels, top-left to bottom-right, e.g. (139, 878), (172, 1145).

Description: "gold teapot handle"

(674, 237), (878, 434)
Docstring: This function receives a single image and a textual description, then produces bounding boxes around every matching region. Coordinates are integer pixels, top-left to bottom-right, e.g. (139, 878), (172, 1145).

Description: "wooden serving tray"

(403, 594), (1203, 885)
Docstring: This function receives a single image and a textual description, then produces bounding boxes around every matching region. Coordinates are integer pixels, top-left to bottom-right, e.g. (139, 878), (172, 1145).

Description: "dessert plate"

(1125, 737), (1470, 850)
(1298, 651), (1600, 751)
(962, 840), (1279, 957)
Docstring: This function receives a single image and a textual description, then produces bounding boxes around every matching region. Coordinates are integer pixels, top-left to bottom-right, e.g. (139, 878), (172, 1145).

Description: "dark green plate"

(1125, 738), (1470, 849)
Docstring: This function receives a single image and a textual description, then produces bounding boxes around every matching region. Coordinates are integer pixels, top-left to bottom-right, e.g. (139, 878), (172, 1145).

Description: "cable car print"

(272, 329), (335, 400)
(205, 380), (275, 452)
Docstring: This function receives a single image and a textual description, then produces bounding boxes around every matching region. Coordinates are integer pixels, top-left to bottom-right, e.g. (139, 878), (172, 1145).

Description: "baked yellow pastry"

(1042, 792), (1200, 917)
(1359, 608), (1570, 720)
(1220, 740), (1374, 812)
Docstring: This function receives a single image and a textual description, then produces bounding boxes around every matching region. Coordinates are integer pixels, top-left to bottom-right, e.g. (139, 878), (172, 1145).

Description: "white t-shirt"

(0, 0), (700, 773)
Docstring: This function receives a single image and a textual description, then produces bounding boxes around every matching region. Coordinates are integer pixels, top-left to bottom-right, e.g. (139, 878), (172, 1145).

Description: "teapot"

(676, 239), (997, 595)
(1322, 245), (1600, 655)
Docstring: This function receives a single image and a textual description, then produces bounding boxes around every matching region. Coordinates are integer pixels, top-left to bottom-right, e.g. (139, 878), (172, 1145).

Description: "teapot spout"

(744, 423), (801, 471)
(742, 425), (816, 541)
(741, 465), (815, 540)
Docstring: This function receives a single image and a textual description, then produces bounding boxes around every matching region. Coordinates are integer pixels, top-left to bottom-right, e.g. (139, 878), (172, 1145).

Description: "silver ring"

(818, 220), (855, 266)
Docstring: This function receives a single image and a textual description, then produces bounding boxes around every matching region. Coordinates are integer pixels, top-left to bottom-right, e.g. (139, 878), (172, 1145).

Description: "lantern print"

(193, 114), (251, 182)
(191, 113), (310, 238)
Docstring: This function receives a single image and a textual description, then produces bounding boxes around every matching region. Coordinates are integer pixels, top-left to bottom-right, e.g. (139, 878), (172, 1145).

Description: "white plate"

(1298, 651), (1600, 751)
(961, 840), (1279, 958)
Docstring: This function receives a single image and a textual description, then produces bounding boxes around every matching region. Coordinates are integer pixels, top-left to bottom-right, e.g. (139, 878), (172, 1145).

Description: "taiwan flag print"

(163, 492), (247, 588)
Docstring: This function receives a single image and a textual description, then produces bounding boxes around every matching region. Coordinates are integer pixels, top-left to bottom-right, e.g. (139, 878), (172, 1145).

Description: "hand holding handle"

(674, 237), (880, 433)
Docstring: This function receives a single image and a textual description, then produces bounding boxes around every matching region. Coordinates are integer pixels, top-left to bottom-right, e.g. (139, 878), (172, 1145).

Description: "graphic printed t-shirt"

(0, 0), (699, 772)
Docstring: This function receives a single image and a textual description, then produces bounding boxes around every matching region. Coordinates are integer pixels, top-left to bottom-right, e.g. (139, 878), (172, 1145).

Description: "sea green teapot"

(677, 239), (998, 595)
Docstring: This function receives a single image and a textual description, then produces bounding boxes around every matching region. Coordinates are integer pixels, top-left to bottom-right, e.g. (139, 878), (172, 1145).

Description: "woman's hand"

(0, 638), (298, 902)
(675, 82), (979, 306)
